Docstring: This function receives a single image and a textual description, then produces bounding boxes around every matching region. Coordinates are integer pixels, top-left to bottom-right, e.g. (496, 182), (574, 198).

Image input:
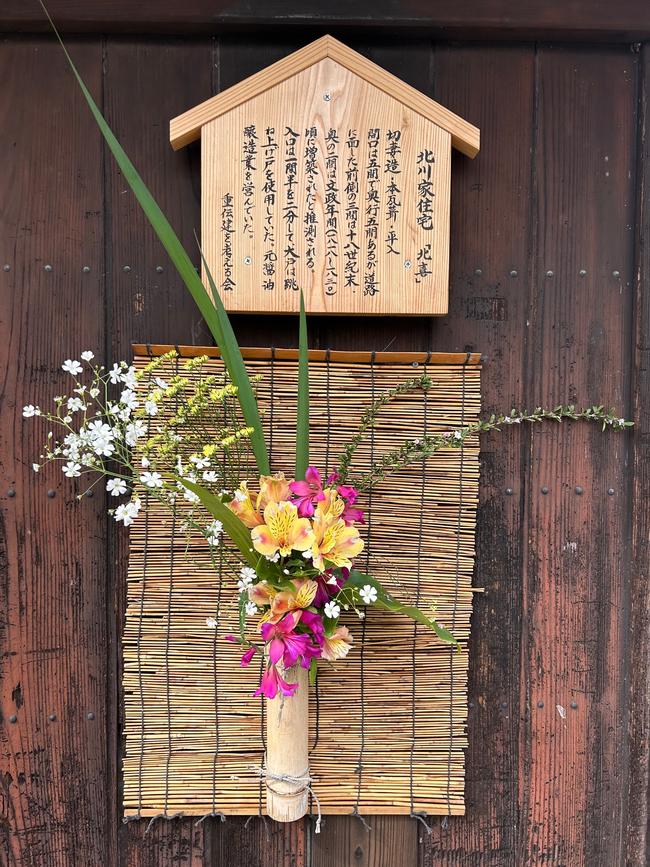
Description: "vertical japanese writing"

(415, 243), (432, 283)
(283, 126), (300, 291)
(303, 126), (318, 271)
(262, 127), (278, 291)
(220, 192), (235, 291)
(364, 127), (380, 296)
(384, 129), (402, 255)
(416, 148), (435, 232)
(344, 129), (360, 289)
(324, 128), (340, 296)
(241, 124), (257, 239)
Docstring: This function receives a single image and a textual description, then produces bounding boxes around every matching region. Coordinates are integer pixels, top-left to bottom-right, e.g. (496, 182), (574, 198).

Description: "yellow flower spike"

(251, 501), (315, 558)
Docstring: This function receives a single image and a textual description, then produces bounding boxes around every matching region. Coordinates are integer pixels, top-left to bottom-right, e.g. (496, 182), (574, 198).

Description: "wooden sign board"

(171, 36), (479, 316)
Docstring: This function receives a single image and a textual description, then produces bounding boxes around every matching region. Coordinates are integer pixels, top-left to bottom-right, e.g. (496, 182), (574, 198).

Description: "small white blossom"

(327, 574), (339, 585)
(121, 366), (138, 389)
(154, 377), (168, 390)
(265, 552), (280, 563)
(113, 499), (141, 526)
(62, 461), (81, 478)
(234, 489), (247, 502)
(206, 520), (223, 546)
(140, 471), (163, 489)
(202, 470), (219, 483)
(73, 385), (86, 395)
(22, 405), (39, 417)
(62, 415), (72, 424)
(67, 397), (85, 413)
(62, 359), (83, 376)
(453, 431), (463, 440)
(108, 363), (122, 384)
(80, 351), (94, 362)
(140, 456), (150, 468)
(32, 463), (40, 473)
(93, 438), (115, 458)
(359, 584), (378, 605)
(206, 617), (218, 629)
(190, 455), (210, 470)
(106, 477), (127, 497)
(618, 418), (625, 426)
(324, 601), (341, 619)
(144, 399), (158, 417)
(125, 420), (146, 446)
(89, 387), (100, 398)
(245, 602), (258, 617)
(237, 567), (256, 592)
(120, 389), (139, 411)
(302, 549), (313, 559)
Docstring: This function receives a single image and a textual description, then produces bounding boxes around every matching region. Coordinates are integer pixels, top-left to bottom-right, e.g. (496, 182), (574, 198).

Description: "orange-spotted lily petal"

(251, 500), (315, 558)
(259, 472), (291, 506)
(321, 625), (354, 661)
(311, 516), (364, 572)
(269, 579), (318, 622)
(229, 482), (263, 527)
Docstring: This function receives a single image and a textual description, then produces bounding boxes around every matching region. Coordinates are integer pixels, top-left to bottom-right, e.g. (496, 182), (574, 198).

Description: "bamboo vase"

(264, 664), (309, 822)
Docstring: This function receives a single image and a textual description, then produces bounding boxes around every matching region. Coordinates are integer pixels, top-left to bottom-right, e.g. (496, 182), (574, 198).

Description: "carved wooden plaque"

(171, 37), (479, 316)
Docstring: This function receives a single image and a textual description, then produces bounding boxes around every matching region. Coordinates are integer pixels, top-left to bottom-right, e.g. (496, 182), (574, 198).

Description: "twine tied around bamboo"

(250, 765), (322, 833)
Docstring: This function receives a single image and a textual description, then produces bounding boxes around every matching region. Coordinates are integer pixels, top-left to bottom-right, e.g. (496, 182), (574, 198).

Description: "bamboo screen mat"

(123, 347), (481, 820)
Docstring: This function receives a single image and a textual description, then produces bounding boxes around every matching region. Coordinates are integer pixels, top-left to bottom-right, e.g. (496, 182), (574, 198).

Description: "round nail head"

(537, 701), (544, 708)
(7, 489), (15, 498)
(546, 270), (554, 278)
(48, 713), (56, 722)
(474, 268), (482, 276)
(607, 488), (615, 496)
(575, 486), (583, 495)
(123, 265), (131, 273)
(3, 264), (10, 272)
(323, 91), (331, 102)
(541, 486), (549, 495)
(505, 487), (513, 496)
(44, 264), (53, 272)
(156, 265), (164, 273)
(404, 260), (412, 269)
(612, 270), (620, 278)
(86, 489), (94, 498)
(509, 269), (518, 277)
(244, 256), (252, 265)
(570, 701), (578, 709)
(47, 489), (56, 499)
(9, 714), (17, 723)
(579, 269), (587, 277)
(87, 712), (95, 720)
(82, 265), (91, 273)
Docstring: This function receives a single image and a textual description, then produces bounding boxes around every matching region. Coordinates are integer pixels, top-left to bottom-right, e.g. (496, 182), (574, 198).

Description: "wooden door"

(1, 5), (648, 865)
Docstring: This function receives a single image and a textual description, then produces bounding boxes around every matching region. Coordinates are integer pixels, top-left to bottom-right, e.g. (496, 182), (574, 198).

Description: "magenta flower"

(312, 570), (345, 607)
(300, 609), (325, 644)
(289, 466), (326, 517)
(337, 483), (365, 524)
(261, 612), (313, 668)
(254, 664), (298, 699)
(240, 646), (257, 667)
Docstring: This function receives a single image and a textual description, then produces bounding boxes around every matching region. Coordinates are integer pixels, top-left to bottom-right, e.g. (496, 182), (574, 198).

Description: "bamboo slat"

(122, 352), (481, 818)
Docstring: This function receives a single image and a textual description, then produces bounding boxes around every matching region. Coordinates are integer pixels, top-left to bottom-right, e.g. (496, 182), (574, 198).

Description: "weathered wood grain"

(0, 39), (108, 866)
(421, 45), (536, 865)
(522, 46), (636, 866)
(3, 0), (650, 41)
(625, 43), (650, 867)
(101, 38), (214, 867)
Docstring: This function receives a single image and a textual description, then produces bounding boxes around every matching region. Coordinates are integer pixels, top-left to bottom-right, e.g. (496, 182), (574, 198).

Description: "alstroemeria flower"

(251, 501), (315, 558)
(290, 466), (326, 517)
(261, 612), (314, 668)
(248, 580), (276, 608)
(311, 512), (364, 572)
(321, 625), (354, 661)
(337, 484), (365, 524)
(240, 646), (257, 667)
(259, 472), (291, 506)
(300, 609), (325, 644)
(254, 664), (298, 699)
(312, 570), (345, 607)
(269, 579), (318, 622)
(228, 482), (264, 527)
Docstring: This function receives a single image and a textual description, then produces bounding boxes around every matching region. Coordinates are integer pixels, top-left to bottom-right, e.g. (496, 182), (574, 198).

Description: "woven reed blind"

(123, 348), (481, 819)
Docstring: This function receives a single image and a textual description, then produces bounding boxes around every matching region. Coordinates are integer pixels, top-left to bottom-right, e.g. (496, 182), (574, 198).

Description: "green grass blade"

(296, 291), (310, 479)
(42, 1), (270, 475)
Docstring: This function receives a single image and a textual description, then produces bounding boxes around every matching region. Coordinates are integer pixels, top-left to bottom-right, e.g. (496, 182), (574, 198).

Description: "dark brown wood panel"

(3, 1), (650, 41)
(0, 39), (108, 866)
(421, 45), (535, 865)
(101, 37), (215, 867)
(522, 45), (636, 866)
(625, 43), (650, 867)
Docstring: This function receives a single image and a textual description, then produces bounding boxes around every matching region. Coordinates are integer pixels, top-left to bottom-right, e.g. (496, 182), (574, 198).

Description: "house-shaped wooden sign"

(170, 36), (479, 316)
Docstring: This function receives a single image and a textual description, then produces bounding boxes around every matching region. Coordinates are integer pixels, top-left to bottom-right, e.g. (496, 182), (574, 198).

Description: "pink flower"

(300, 609), (325, 644)
(254, 664), (298, 699)
(337, 484), (364, 525)
(261, 612), (313, 668)
(290, 466), (326, 517)
(240, 646), (257, 667)
(337, 484), (358, 503)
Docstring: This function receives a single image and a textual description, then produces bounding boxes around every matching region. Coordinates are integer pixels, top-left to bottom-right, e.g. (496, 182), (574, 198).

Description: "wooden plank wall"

(0, 27), (647, 867)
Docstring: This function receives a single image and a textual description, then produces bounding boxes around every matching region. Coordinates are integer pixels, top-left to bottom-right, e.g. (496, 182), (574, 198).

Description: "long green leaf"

(177, 477), (258, 568)
(41, 1), (270, 475)
(296, 291), (310, 479)
(345, 569), (459, 647)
